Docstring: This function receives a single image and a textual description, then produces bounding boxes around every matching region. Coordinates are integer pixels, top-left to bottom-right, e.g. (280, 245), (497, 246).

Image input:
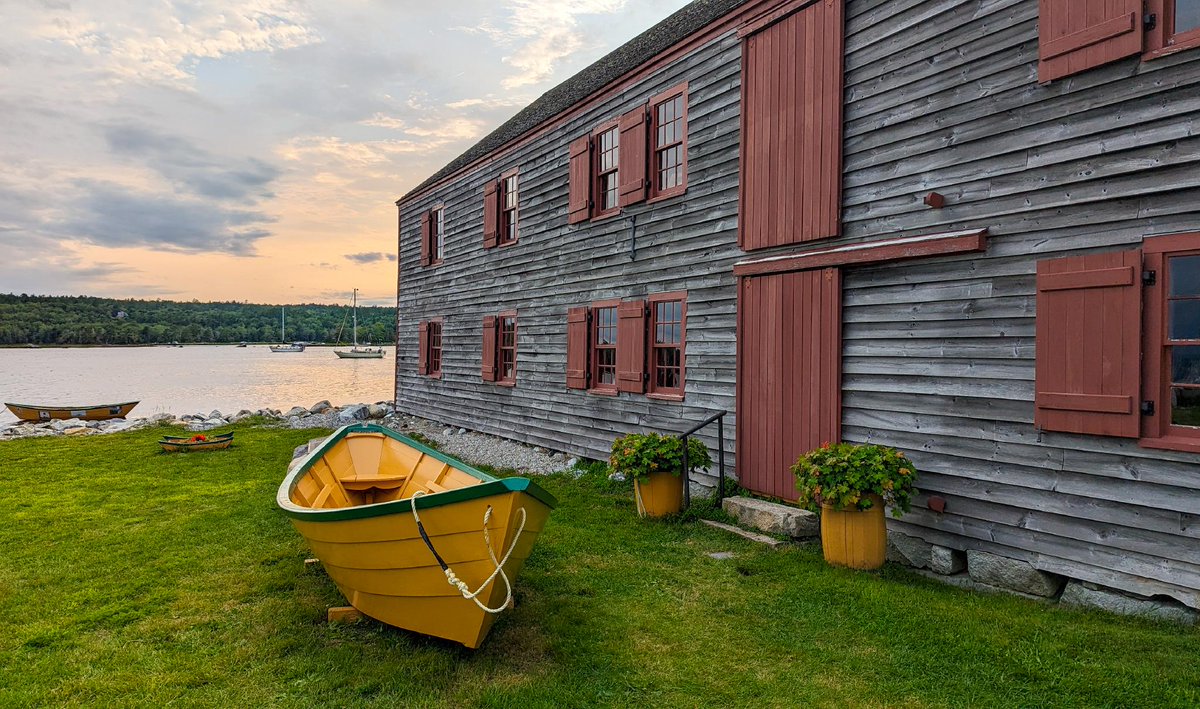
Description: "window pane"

(1171, 387), (1200, 427)
(1169, 254), (1200, 296)
(1173, 346), (1200, 384)
(1169, 300), (1200, 340)
(1177, 0), (1200, 34)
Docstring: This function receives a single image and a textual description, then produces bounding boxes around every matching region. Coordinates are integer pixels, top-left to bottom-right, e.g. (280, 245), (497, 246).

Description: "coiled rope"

(409, 490), (528, 614)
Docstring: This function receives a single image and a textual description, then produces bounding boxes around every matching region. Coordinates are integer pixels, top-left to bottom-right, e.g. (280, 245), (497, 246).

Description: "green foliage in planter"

(791, 443), (918, 517)
(609, 432), (713, 482)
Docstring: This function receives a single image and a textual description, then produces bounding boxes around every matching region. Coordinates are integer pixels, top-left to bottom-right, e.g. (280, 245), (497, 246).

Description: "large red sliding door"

(736, 268), (841, 500)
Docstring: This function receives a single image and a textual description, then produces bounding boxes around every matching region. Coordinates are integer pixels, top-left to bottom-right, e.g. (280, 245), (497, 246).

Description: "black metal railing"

(679, 410), (727, 509)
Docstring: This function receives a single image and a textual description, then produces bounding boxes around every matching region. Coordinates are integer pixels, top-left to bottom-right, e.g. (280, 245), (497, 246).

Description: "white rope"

(410, 490), (528, 615)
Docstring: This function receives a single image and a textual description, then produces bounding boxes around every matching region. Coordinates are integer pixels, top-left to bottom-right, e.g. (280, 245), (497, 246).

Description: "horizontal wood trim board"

(1036, 393), (1134, 415)
(737, 0), (819, 38)
(1041, 12), (1137, 61)
(733, 230), (988, 277)
(1037, 266), (1136, 291)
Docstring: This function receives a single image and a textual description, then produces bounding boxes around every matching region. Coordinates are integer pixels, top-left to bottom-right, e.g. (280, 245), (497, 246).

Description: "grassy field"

(0, 424), (1197, 708)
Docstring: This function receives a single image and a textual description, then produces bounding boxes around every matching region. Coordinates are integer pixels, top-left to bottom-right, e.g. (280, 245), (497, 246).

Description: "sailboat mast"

(352, 289), (359, 346)
(281, 306), (285, 342)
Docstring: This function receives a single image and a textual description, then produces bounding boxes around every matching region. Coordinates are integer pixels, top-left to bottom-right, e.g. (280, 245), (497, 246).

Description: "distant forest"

(0, 294), (396, 346)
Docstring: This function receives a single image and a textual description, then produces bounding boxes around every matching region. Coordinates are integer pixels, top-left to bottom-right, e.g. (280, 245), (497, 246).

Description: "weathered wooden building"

(396, 0), (1200, 609)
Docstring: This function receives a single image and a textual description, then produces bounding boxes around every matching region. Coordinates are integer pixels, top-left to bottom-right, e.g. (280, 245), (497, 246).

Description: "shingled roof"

(398, 0), (751, 203)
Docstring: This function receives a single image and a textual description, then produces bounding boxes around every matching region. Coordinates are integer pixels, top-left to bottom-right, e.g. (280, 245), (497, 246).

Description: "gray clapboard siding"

(838, 0), (1200, 608)
(396, 30), (744, 483)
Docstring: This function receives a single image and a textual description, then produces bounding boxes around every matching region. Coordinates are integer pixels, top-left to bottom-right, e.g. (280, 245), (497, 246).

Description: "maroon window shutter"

(483, 181), (499, 248)
(481, 315), (498, 381)
(417, 320), (429, 375)
(567, 136), (592, 224)
(566, 307), (590, 389)
(616, 300), (647, 393)
(1035, 250), (1142, 438)
(1038, 0), (1143, 83)
(420, 210), (432, 266)
(618, 108), (648, 207)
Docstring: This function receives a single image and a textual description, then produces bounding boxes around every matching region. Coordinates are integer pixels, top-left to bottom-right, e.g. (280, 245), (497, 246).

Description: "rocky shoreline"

(0, 400), (580, 476)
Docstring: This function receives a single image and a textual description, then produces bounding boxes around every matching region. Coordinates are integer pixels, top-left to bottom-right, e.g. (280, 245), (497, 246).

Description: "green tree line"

(0, 294), (396, 346)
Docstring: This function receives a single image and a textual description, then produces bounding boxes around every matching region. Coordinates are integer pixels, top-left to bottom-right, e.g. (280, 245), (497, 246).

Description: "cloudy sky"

(0, 0), (690, 306)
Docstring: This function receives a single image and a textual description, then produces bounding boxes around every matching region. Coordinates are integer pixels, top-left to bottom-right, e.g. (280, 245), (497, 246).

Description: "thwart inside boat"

(289, 431), (484, 509)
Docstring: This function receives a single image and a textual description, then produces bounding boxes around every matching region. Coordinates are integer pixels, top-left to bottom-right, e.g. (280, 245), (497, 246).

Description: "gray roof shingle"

(398, 0), (751, 204)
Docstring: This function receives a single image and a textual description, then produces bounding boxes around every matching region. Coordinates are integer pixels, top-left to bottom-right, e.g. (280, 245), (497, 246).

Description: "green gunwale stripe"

(275, 423), (557, 522)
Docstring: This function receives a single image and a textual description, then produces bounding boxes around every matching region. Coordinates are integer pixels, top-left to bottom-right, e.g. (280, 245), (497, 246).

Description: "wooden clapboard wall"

(831, 0), (1200, 608)
(394, 27), (747, 485)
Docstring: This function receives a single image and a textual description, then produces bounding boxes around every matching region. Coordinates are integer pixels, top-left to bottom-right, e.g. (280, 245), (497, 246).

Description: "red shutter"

(483, 181), (499, 248)
(1038, 0), (1143, 83)
(417, 320), (429, 375)
(566, 307), (590, 389)
(618, 108), (648, 207)
(567, 136), (592, 224)
(739, 0), (844, 250)
(420, 210), (432, 266)
(1035, 250), (1142, 437)
(481, 315), (497, 381)
(616, 300), (647, 393)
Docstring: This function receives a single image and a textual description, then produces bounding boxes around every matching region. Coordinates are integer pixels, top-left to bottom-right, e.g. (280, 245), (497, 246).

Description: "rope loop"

(410, 490), (528, 614)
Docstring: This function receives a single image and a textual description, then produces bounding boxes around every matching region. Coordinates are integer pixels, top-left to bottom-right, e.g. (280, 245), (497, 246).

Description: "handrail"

(679, 410), (728, 509)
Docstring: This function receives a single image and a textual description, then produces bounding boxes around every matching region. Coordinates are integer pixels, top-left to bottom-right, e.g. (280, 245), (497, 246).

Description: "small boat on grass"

(276, 423), (556, 648)
(158, 432), (234, 453)
(5, 401), (139, 422)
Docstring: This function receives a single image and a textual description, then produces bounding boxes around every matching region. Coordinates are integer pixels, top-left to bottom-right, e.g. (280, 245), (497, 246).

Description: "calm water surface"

(0, 346), (395, 426)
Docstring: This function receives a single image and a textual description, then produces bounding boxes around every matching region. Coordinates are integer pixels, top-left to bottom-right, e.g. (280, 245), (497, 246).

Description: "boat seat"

(341, 474), (409, 491)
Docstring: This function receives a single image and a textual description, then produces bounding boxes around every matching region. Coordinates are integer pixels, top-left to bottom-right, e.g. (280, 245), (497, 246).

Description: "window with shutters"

(431, 206), (445, 264)
(1143, 233), (1200, 452)
(592, 303), (619, 393)
(648, 293), (686, 398)
(1147, 0), (1200, 54)
(427, 320), (443, 377)
(649, 85), (687, 201)
(593, 121), (620, 219)
(564, 295), (686, 399)
(498, 312), (517, 385)
(1041, 0), (1200, 81)
(499, 172), (518, 245)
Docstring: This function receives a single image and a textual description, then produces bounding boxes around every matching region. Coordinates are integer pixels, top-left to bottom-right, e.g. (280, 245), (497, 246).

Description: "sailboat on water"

(270, 306), (306, 353)
(335, 289), (385, 359)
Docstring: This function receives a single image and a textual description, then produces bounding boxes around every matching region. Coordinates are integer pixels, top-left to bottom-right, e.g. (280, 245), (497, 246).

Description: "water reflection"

(0, 346), (395, 425)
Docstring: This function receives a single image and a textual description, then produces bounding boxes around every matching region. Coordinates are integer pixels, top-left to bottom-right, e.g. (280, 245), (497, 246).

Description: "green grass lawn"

(0, 424), (1197, 708)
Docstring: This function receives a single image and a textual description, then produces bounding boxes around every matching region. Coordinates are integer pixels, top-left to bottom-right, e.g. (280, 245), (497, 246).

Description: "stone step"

(721, 496), (819, 539)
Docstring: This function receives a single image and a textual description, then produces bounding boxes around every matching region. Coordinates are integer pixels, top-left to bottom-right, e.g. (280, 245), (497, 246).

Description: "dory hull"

(277, 424), (556, 648)
(159, 433), (234, 453)
(5, 401), (138, 422)
(289, 486), (550, 647)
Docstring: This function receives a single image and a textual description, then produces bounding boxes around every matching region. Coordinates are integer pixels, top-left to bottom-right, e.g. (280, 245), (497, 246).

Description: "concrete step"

(722, 496), (819, 539)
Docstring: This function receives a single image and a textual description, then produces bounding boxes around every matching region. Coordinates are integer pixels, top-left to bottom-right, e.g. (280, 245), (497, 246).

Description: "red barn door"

(736, 268), (841, 500)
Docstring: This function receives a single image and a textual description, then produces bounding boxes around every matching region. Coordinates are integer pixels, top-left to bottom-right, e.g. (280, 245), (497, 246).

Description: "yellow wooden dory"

(276, 423), (556, 648)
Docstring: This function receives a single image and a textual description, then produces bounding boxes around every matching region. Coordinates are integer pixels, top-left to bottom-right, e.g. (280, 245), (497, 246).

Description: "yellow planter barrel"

(820, 494), (887, 570)
(634, 471), (684, 518)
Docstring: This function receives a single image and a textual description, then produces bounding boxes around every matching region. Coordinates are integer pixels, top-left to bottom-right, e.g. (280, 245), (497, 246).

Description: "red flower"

(190, 434), (207, 442)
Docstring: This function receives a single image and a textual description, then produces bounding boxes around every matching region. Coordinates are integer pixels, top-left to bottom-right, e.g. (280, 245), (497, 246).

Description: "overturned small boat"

(5, 401), (139, 422)
(276, 423), (556, 648)
(158, 432), (234, 453)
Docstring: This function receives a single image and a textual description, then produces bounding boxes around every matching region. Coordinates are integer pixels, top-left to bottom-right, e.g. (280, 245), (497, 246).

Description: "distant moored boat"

(270, 306), (306, 352)
(334, 289), (385, 359)
(5, 401), (139, 422)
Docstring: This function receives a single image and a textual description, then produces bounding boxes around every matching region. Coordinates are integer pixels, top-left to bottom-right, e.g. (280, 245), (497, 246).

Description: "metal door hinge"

(1144, 12), (1158, 31)
(1141, 401), (1156, 416)
(1142, 270), (1157, 286)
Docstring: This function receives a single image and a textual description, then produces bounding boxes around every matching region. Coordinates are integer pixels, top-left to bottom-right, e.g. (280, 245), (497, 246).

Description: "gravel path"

(383, 415), (579, 475)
